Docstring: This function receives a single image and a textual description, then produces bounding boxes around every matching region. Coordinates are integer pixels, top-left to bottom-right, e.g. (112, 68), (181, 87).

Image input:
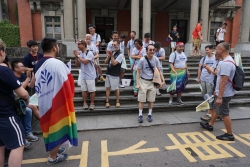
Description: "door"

(171, 20), (188, 43)
(95, 17), (114, 43)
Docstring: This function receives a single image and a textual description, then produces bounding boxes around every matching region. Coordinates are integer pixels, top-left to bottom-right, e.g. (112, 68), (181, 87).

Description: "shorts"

(200, 81), (214, 97)
(213, 96), (232, 116)
(81, 80), (96, 92)
(105, 75), (119, 90)
(0, 116), (26, 150)
(216, 40), (225, 46)
(171, 42), (176, 48)
(138, 78), (156, 102)
(193, 38), (200, 47)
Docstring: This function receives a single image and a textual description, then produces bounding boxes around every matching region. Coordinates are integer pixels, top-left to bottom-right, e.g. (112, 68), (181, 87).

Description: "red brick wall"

(117, 10), (131, 43)
(17, 0), (33, 47)
(7, 0), (17, 24)
(231, 0), (243, 49)
(224, 20), (232, 43)
(32, 12), (42, 41)
(86, 8), (92, 30)
(154, 12), (169, 47)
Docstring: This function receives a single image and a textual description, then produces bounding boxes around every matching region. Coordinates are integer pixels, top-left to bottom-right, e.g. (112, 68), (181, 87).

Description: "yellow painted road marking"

(222, 129), (250, 147)
(80, 141), (89, 167)
(166, 131), (245, 162)
(101, 140), (159, 167)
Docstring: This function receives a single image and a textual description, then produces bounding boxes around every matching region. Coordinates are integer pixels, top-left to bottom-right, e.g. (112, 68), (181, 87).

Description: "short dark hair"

(220, 42), (230, 51)
(205, 45), (213, 50)
(27, 40), (38, 48)
(146, 44), (154, 51)
(11, 60), (22, 71)
(154, 42), (161, 49)
(223, 23), (227, 26)
(144, 33), (151, 38)
(41, 37), (57, 53)
(112, 31), (118, 35)
(120, 34), (125, 39)
(112, 39), (120, 45)
(134, 39), (142, 47)
(131, 31), (136, 35)
(77, 39), (87, 47)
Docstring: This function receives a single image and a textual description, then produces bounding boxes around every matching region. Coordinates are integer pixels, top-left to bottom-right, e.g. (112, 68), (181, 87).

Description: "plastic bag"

(77, 70), (81, 86)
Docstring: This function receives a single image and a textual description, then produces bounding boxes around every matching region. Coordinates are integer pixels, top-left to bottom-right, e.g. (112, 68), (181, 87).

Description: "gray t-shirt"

(91, 33), (101, 51)
(143, 40), (155, 48)
(120, 41), (125, 55)
(107, 41), (112, 51)
(169, 51), (187, 68)
(132, 47), (147, 70)
(199, 55), (216, 85)
(154, 48), (165, 67)
(137, 56), (161, 80)
(127, 39), (135, 56)
(215, 56), (236, 97)
(87, 44), (97, 56)
(79, 51), (96, 80)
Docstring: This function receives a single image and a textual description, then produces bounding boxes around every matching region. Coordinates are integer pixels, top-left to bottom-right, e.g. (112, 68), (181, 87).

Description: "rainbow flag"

(35, 58), (78, 151)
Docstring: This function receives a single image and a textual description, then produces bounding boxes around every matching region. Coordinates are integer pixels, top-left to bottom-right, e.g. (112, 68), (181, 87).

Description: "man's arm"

(136, 69), (141, 89)
(217, 75), (228, 99)
(28, 72), (35, 88)
(14, 86), (30, 104)
(73, 50), (80, 67)
(158, 54), (165, 61)
(197, 64), (202, 82)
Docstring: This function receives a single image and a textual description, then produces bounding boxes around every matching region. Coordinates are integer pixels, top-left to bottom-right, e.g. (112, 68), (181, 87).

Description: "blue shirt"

(0, 66), (21, 117)
(23, 52), (43, 69)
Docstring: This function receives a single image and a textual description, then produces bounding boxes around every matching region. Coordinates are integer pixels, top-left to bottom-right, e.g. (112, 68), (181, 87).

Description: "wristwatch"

(77, 55), (80, 58)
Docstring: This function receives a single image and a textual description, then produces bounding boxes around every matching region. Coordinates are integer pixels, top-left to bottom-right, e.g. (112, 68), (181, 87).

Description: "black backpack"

(214, 28), (221, 42)
(226, 60), (245, 91)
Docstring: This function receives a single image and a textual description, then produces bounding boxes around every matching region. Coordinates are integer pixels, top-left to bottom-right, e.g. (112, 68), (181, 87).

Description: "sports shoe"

(89, 104), (95, 110)
(156, 89), (161, 96)
(147, 115), (153, 122)
(200, 122), (213, 131)
(100, 76), (106, 81)
(200, 115), (211, 121)
(105, 102), (110, 108)
(216, 133), (235, 141)
(116, 102), (120, 108)
(83, 103), (88, 110)
(177, 100), (185, 106)
(58, 147), (66, 155)
(26, 133), (39, 142)
(119, 84), (125, 88)
(47, 153), (68, 166)
(138, 115), (143, 123)
(25, 140), (31, 148)
(168, 100), (173, 106)
(134, 92), (138, 97)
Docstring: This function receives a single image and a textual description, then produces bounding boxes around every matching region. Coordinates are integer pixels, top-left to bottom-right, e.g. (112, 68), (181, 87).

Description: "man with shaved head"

(200, 42), (236, 141)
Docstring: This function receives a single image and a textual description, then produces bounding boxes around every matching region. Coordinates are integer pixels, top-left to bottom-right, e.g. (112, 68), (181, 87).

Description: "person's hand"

(171, 38), (173, 41)
(138, 55), (143, 59)
(216, 98), (222, 106)
(25, 98), (30, 106)
(218, 39), (220, 42)
(200, 37), (203, 42)
(26, 71), (31, 78)
(73, 50), (79, 58)
(106, 50), (112, 57)
(196, 78), (200, 83)
(136, 84), (140, 89)
(187, 70), (190, 78)
(173, 70), (177, 75)
(213, 91), (216, 96)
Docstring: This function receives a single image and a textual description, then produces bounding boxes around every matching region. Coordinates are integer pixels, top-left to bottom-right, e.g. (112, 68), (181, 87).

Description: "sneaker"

(138, 115), (143, 123)
(105, 102), (110, 108)
(24, 140), (31, 148)
(200, 122), (213, 131)
(177, 100), (185, 106)
(147, 115), (153, 122)
(156, 90), (161, 96)
(116, 102), (120, 108)
(119, 84), (125, 88)
(26, 133), (39, 142)
(168, 100), (173, 106)
(200, 115), (211, 121)
(58, 147), (66, 155)
(216, 133), (235, 141)
(133, 92), (138, 97)
(83, 103), (88, 110)
(47, 153), (68, 166)
(89, 104), (95, 110)
(100, 76), (106, 81)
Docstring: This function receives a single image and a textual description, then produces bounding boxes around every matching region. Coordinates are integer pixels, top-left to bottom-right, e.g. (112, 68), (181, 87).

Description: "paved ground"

(23, 119), (250, 167)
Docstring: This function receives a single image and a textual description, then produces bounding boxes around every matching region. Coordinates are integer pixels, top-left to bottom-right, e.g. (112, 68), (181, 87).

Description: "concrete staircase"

(66, 55), (250, 116)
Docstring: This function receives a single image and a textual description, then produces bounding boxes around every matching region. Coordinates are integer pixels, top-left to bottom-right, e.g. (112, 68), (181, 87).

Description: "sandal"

(116, 101), (120, 108)
(105, 101), (110, 108)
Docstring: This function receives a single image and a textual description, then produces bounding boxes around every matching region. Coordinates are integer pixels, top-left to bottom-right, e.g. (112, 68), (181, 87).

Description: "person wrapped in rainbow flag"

(168, 42), (189, 105)
(34, 37), (78, 165)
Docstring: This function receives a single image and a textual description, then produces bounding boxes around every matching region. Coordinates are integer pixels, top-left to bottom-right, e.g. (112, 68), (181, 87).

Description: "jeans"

(133, 70), (138, 93)
(22, 107), (32, 136)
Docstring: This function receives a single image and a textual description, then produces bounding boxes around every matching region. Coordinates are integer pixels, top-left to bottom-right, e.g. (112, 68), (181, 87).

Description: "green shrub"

(0, 20), (20, 47)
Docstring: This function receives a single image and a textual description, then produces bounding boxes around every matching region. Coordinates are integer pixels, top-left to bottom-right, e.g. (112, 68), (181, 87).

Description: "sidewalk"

(32, 106), (250, 133)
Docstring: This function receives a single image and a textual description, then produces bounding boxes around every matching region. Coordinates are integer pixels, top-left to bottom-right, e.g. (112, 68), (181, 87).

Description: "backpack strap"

(224, 60), (236, 86)
(145, 56), (154, 75)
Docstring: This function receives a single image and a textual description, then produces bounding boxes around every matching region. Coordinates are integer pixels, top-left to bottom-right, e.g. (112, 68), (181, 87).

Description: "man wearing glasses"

(104, 39), (123, 108)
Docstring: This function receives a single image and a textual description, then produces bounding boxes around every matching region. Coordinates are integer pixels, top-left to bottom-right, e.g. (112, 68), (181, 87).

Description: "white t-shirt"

(120, 41), (125, 55)
(91, 33), (101, 51)
(169, 51), (187, 68)
(216, 28), (226, 41)
(127, 39), (135, 56)
(107, 41), (113, 51)
(132, 47), (147, 70)
(143, 40), (155, 48)
(87, 44), (97, 56)
(137, 56), (161, 80)
(154, 48), (165, 67)
(199, 55), (216, 85)
(79, 51), (96, 80)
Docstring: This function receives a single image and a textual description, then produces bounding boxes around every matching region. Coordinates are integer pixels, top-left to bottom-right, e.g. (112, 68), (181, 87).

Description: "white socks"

(139, 109), (142, 116)
(139, 109), (152, 116)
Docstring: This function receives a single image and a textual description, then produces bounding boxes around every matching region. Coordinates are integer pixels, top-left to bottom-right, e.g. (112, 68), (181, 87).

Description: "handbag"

(0, 93), (27, 118)
(144, 56), (162, 87)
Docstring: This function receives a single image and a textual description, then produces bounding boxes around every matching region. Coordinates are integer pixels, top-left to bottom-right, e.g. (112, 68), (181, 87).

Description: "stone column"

(131, 0), (139, 35)
(77, 0), (86, 39)
(0, 1), (3, 20)
(63, 0), (74, 41)
(185, 0), (199, 56)
(234, 0), (250, 57)
(143, 0), (151, 36)
(201, 0), (209, 42)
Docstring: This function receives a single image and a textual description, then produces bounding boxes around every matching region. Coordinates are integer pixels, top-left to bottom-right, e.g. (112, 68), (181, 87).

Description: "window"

(209, 22), (222, 43)
(45, 16), (62, 40)
(95, 17), (114, 26)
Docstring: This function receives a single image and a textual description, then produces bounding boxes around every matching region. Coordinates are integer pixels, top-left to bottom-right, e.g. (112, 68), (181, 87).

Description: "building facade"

(4, 0), (250, 56)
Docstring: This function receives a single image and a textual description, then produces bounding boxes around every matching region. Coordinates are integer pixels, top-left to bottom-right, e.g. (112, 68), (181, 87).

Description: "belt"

(174, 68), (186, 70)
(141, 77), (153, 81)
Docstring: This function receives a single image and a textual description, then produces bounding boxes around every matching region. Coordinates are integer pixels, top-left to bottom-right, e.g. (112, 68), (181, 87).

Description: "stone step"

(74, 98), (250, 116)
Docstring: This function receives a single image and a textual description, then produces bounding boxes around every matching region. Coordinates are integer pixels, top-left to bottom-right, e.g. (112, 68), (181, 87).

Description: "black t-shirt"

(22, 52), (43, 69)
(16, 74), (27, 85)
(169, 31), (179, 42)
(0, 66), (21, 117)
